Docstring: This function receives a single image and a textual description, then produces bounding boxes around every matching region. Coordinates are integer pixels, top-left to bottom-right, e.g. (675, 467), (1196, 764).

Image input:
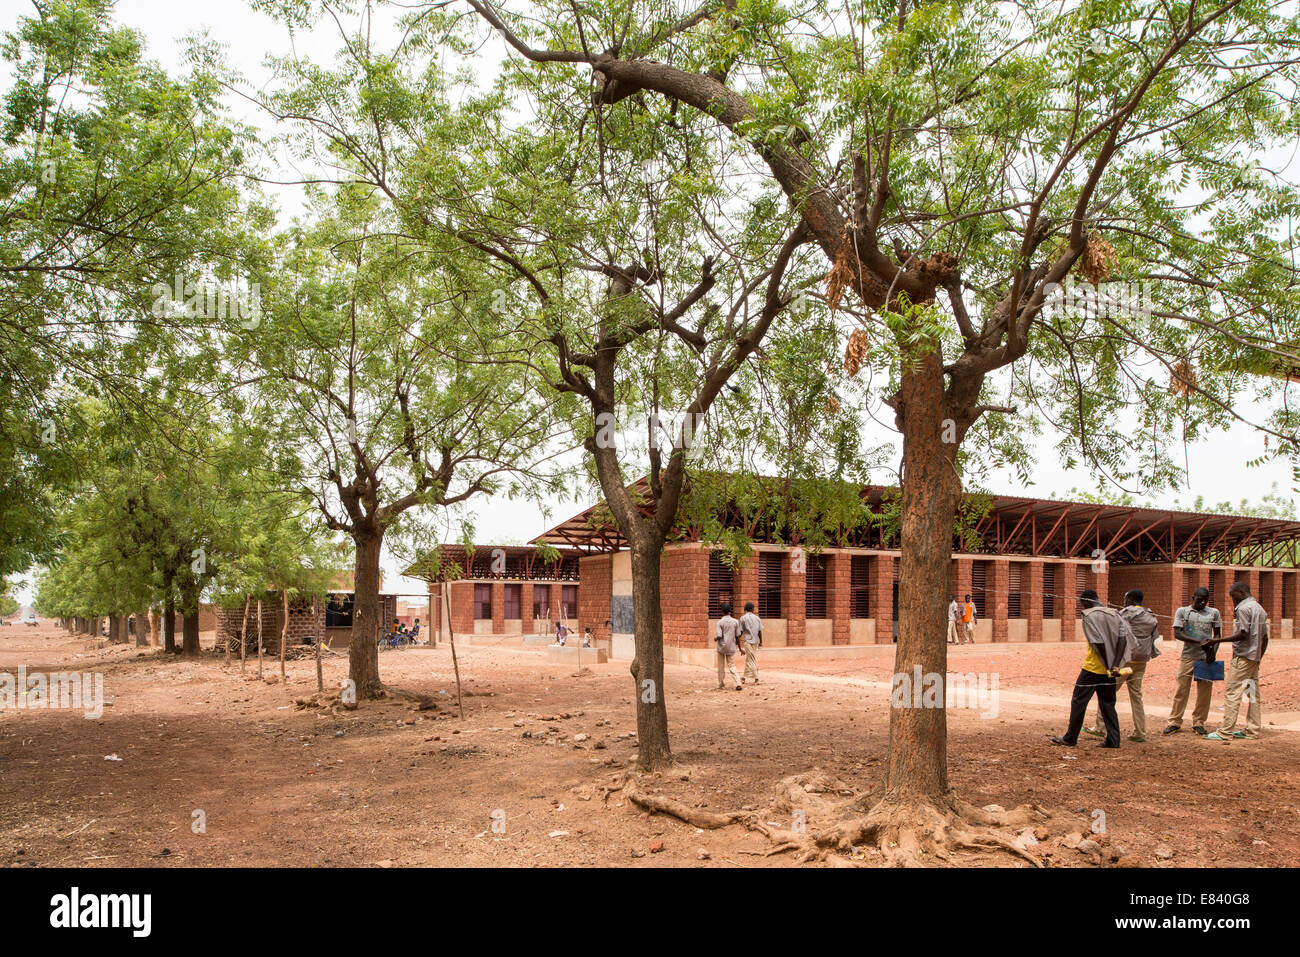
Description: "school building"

(409, 482), (1300, 666)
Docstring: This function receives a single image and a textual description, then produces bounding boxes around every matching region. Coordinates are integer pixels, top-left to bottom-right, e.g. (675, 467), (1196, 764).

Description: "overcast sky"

(5, 0), (1296, 604)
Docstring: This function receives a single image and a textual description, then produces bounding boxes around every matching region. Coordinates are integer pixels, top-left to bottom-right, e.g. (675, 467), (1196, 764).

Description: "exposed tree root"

(605, 767), (1066, 867)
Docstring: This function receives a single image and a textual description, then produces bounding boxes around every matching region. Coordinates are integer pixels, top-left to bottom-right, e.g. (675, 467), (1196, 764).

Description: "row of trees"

(7, 0), (1300, 857)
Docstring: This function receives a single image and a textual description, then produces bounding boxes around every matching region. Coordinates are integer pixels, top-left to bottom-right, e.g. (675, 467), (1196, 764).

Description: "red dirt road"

(2, 626), (1297, 867)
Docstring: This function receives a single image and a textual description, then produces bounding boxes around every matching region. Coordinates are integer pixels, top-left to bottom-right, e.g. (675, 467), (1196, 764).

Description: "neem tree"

(0, 1), (263, 580)
(461, 0), (1300, 857)
(233, 185), (557, 698)
(232, 3), (832, 733)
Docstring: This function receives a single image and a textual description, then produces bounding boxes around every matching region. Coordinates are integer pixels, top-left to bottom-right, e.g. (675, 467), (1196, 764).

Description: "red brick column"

(578, 554), (611, 642)
(1092, 559), (1109, 613)
(1061, 564), (1079, 641)
(991, 559), (1009, 641)
(783, 547), (807, 647)
(520, 582), (534, 634)
(491, 582), (504, 634)
(1209, 567), (1232, 622)
(736, 555), (758, 617)
(952, 557), (972, 611)
(872, 553), (895, 644)
(828, 551), (851, 645)
(1258, 570), (1281, 626)
(1027, 562), (1044, 642)
(549, 583), (562, 628)
(1284, 571), (1300, 623)
(449, 582), (474, 636)
(660, 545), (710, 648)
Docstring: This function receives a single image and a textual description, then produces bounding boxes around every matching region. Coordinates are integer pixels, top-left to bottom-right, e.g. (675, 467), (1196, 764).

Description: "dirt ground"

(2, 624), (1298, 867)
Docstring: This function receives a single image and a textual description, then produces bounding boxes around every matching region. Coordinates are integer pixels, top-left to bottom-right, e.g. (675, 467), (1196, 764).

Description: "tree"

(231, 187), (557, 697)
(0, 0), (265, 579)
(466, 0), (1300, 858)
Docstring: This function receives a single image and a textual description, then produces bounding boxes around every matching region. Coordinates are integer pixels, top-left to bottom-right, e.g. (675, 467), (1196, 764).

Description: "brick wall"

(871, 553), (894, 643)
(660, 545), (710, 648)
(578, 553), (612, 643)
(449, 581), (475, 635)
(735, 554), (758, 617)
(990, 559), (1009, 641)
(215, 595), (324, 655)
(521, 582), (534, 634)
(783, 547), (806, 647)
(1027, 561), (1044, 641)
(828, 551), (851, 645)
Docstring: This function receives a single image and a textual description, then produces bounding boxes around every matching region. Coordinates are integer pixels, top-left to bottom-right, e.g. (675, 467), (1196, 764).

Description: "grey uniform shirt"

(1230, 595), (1267, 661)
(739, 611), (763, 647)
(1119, 604), (1160, 661)
(948, 601), (959, 623)
(716, 615), (742, 655)
(1172, 605), (1221, 660)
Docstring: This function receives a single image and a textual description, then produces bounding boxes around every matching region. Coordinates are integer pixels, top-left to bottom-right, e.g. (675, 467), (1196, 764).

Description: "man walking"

(715, 602), (743, 691)
(1085, 589), (1160, 742)
(1050, 589), (1137, 749)
(947, 595), (960, 644)
(962, 594), (977, 644)
(1163, 586), (1221, 736)
(739, 601), (762, 685)
(1205, 581), (1267, 741)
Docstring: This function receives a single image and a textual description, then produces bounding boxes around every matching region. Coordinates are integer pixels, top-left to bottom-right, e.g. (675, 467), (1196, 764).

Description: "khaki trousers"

(963, 621), (975, 643)
(742, 642), (759, 682)
(1168, 657), (1213, 728)
(1217, 657), (1262, 737)
(717, 650), (740, 688)
(947, 620), (959, 643)
(1091, 660), (1148, 737)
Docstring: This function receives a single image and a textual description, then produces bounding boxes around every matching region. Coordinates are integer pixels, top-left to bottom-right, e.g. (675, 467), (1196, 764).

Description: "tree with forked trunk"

(232, 190), (559, 699)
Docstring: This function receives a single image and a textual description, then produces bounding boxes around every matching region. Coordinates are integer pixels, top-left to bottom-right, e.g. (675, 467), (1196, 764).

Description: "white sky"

(3, 0), (1296, 604)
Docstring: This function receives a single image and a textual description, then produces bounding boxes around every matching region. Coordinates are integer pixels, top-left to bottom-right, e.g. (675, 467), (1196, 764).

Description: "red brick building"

(412, 484), (1300, 663)
(408, 546), (584, 646)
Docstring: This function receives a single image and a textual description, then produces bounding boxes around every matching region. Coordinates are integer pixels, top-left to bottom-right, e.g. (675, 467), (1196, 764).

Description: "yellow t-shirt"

(1082, 642), (1108, 675)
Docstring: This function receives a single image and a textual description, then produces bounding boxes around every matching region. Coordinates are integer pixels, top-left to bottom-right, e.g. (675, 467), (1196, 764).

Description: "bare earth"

(2, 624), (1297, 867)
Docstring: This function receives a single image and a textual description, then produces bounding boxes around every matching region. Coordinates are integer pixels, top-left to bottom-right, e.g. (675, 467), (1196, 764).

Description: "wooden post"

(280, 589), (288, 681)
(256, 598), (263, 678)
(313, 598), (323, 693)
(443, 584), (465, 720)
(239, 596), (250, 674)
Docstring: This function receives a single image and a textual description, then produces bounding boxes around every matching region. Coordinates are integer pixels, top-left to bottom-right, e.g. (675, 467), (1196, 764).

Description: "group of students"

(947, 595), (978, 644)
(1051, 581), (1268, 748)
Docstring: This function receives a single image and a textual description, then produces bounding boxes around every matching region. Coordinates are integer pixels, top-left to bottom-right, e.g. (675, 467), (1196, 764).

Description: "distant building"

(408, 480), (1300, 665)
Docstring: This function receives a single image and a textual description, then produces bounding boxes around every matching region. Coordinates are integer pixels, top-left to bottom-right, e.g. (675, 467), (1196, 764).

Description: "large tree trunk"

(629, 536), (671, 771)
(348, 527), (385, 699)
(135, 610), (150, 647)
(149, 608), (161, 648)
(163, 600), (177, 654)
(885, 350), (966, 803)
(181, 609), (201, 657)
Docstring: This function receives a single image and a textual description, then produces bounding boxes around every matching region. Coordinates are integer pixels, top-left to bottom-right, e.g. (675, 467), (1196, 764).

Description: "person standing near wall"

(1085, 589), (1160, 743)
(715, 602), (742, 691)
(1163, 586), (1221, 736)
(947, 595), (960, 645)
(962, 594), (977, 644)
(1205, 581), (1267, 741)
(739, 601), (763, 685)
